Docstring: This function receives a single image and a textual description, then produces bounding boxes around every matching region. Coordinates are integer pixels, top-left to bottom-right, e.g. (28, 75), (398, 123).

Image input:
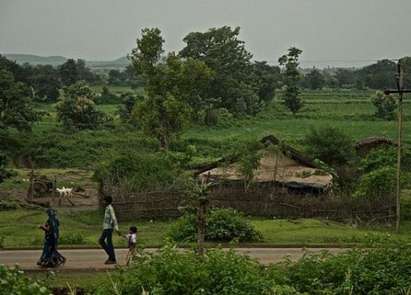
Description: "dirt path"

(0, 248), (346, 271)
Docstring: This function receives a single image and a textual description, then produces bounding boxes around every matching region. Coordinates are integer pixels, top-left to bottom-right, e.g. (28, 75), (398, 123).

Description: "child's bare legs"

(126, 246), (136, 266)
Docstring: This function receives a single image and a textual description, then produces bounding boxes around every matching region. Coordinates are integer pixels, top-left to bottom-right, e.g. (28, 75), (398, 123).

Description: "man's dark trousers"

(99, 228), (116, 261)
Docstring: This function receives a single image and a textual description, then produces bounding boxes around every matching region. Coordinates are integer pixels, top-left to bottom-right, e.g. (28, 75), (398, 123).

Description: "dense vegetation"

(0, 266), (50, 295)
(91, 244), (411, 295)
(169, 208), (262, 243)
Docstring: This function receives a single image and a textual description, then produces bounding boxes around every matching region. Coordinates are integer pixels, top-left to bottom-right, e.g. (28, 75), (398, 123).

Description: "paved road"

(0, 248), (346, 272)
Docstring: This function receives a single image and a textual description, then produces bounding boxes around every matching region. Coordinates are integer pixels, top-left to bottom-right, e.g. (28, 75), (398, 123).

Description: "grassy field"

(1, 203), (410, 249)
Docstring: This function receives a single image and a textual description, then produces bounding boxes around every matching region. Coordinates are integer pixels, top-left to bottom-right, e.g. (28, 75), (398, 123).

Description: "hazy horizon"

(1, 0), (411, 68)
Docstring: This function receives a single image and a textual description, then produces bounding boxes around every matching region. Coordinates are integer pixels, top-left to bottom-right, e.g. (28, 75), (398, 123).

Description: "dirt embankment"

(0, 169), (99, 210)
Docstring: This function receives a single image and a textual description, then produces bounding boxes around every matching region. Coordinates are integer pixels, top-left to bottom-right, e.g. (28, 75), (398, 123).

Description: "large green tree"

(28, 65), (61, 101)
(0, 69), (37, 182)
(279, 47), (303, 114)
(304, 68), (325, 90)
(58, 59), (99, 86)
(58, 59), (78, 86)
(0, 69), (37, 131)
(56, 81), (106, 130)
(131, 28), (213, 147)
(180, 26), (268, 115)
(251, 61), (281, 103)
(357, 59), (396, 89)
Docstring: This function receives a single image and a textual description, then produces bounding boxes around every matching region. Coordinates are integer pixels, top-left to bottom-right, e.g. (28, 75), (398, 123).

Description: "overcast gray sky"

(1, 0), (411, 67)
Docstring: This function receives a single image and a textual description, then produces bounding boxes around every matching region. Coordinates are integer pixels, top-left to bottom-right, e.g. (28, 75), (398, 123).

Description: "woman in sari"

(37, 208), (66, 267)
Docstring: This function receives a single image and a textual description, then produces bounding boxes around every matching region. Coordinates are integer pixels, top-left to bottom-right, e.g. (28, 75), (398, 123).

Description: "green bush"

(95, 152), (188, 192)
(56, 81), (109, 130)
(0, 265), (50, 295)
(304, 127), (355, 167)
(354, 166), (402, 199)
(359, 147), (397, 173)
(371, 90), (397, 120)
(169, 208), (262, 243)
(95, 245), (300, 295)
(96, 86), (120, 104)
(283, 246), (411, 294)
(359, 147), (411, 173)
(95, 245), (411, 295)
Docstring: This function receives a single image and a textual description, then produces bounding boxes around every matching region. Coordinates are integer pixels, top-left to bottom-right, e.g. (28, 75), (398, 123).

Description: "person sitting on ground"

(124, 226), (137, 265)
(99, 195), (120, 265)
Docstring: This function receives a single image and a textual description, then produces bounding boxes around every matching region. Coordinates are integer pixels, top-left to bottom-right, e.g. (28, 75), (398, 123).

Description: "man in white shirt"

(99, 195), (120, 264)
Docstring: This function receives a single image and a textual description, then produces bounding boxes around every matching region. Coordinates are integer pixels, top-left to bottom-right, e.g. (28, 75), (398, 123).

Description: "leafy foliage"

(133, 93), (191, 148)
(56, 81), (108, 130)
(237, 141), (264, 189)
(94, 152), (187, 192)
(279, 47), (303, 114)
(58, 58), (98, 86)
(0, 69), (37, 131)
(169, 208), (262, 243)
(95, 245), (411, 295)
(108, 66), (142, 87)
(131, 28), (214, 147)
(118, 92), (141, 124)
(357, 59), (397, 90)
(96, 86), (119, 104)
(180, 26), (277, 115)
(354, 166), (398, 199)
(284, 246), (411, 294)
(25, 64), (61, 102)
(304, 127), (355, 167)
(356, 147), (410, 199)
(251, 61), (281, 104)
(359, 147), (396, 173)
(0, 266), (50, 295)
(96, 245), (291, 295)
(303, 68), (325, 90)
(371, 91), (397, 120)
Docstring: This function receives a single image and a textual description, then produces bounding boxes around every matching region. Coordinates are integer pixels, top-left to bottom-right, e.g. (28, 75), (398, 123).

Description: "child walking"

(125, 226), (137, 265)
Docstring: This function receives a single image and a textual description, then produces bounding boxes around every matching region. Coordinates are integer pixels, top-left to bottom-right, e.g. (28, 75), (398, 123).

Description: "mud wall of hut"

(102, 184), (394, 222)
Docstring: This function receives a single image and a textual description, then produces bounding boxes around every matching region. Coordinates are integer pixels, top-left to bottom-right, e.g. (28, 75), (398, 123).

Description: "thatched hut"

(355, 137), (396, 156)
(198, 135), (333, 195)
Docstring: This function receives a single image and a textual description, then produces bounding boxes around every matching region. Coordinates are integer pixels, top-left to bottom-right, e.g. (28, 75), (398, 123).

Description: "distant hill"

(2, 53), (130, 70)
(4, 54), (67, 66)
(86, 56), (130, 70)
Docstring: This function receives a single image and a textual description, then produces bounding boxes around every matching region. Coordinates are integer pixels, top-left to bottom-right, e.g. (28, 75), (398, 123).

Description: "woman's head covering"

(46, 208), (59, 239)
(47, 208), (56, 217)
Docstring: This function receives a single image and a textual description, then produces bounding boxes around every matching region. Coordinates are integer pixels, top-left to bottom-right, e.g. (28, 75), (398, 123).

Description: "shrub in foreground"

(95, 245), (411, 295)
(169, 208), (263, 243)
(284, 246), (411, 294)
(95, 245), (300, 295)
(0, 265), (50, 295)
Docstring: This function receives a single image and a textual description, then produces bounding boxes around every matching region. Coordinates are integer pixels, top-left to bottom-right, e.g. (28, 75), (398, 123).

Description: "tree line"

(301, 58), (411, 90)
(1, 25), (411, 150)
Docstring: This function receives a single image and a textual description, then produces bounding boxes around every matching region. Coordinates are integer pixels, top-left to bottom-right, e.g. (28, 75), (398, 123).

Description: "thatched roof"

(193, 135), (321, 176)
(197, 135), (333, 191)
(355, 137), (396, 155)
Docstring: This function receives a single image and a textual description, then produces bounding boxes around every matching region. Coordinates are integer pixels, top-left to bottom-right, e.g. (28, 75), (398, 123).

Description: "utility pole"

(384, 60), (411, 232)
